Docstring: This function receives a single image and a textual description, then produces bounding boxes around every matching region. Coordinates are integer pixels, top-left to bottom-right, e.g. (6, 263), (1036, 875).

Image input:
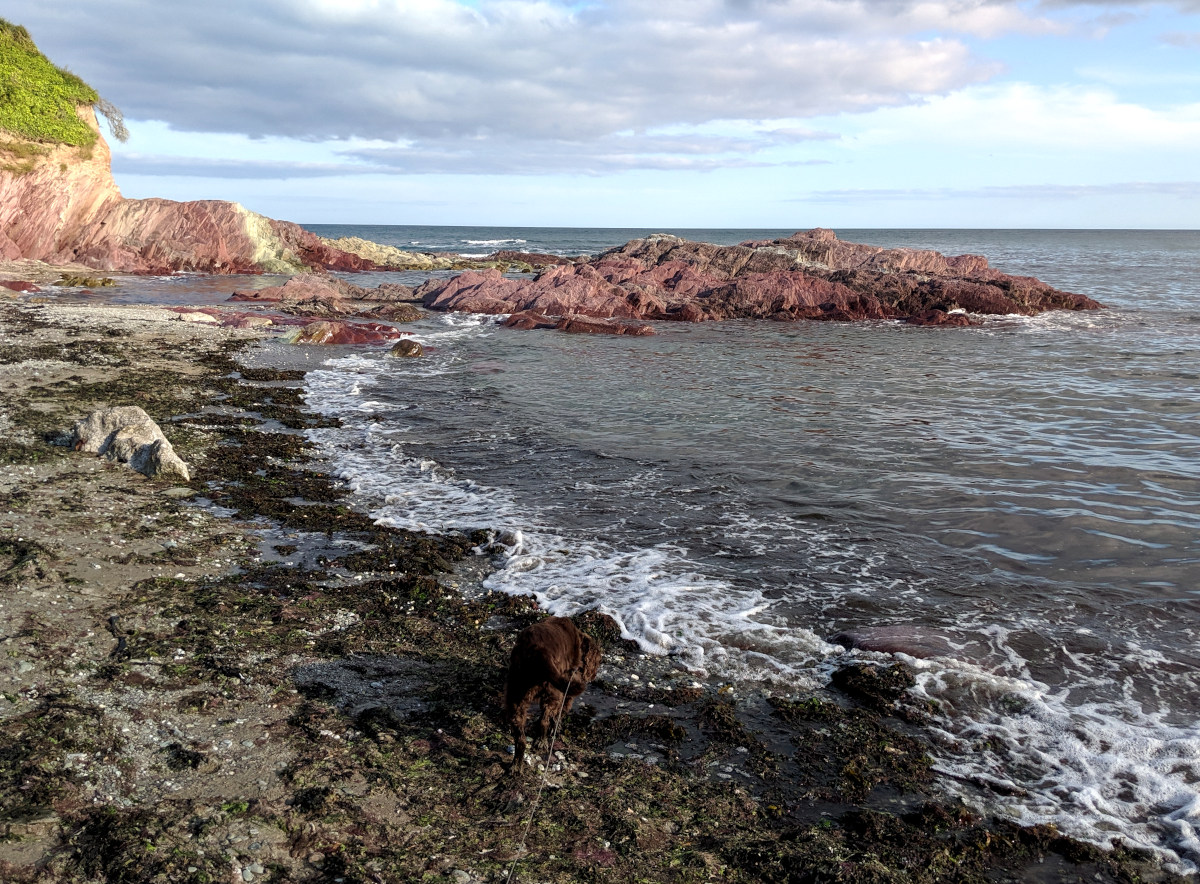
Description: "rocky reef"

(417, 229), (1103, 328)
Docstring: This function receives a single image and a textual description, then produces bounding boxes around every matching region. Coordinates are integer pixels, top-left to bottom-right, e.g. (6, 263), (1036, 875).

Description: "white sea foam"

(302, 327), (1200, 875)
(904, 652), (1200, 875)
(463, 238), (527, 246)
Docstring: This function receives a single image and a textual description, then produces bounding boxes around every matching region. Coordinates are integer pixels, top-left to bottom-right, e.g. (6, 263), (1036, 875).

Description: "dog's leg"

(507, 685), (535, 768)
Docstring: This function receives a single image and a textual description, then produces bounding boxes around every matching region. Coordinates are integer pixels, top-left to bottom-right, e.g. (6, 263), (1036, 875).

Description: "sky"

(10, 0), (1200, 228)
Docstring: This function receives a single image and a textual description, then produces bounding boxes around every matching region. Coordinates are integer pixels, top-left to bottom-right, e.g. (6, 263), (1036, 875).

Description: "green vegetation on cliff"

(0, 19), (99, 147)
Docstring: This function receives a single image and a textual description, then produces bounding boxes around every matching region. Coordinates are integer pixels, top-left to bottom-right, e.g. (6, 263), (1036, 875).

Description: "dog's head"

(579, 633), (602, 682)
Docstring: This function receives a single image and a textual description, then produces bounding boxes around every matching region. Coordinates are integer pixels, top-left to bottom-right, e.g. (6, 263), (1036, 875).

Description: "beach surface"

(0, 295), (1185, 883)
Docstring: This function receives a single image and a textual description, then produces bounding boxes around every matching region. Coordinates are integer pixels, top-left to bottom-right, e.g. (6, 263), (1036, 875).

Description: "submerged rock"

(501, 310), (655, 335)
(70, 405), (190, 481)
(388, 339), (424, 358)
(417, 229), (1101, 329)
(830, 626), (958, 659)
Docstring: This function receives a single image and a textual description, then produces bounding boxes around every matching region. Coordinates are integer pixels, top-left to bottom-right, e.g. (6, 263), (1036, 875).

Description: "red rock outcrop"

(417, 229), (1102, 328)
(0, 106), (373, 274)
(289, 320), (406, 346)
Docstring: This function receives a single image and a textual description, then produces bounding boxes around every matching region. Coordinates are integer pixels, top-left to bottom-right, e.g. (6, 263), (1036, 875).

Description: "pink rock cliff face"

(0, 107), (373, 274)
(416, 229), (1102, 326)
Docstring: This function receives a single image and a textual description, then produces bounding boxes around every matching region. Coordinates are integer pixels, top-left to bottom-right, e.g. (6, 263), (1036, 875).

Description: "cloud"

(796, 181), (1200, 200)
(111, 129), (836, 177)
(844, 82), (1200, 152)
(14, 0), (1013, 146)
(341, 128), (837, 174)
(1039, 0), (1200, 10)
(1162, 30), (1200, 46)
(109, 155), (385, 179)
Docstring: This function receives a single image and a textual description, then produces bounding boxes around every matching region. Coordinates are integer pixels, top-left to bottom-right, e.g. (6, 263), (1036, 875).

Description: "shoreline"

(0, 299), (1184, 883)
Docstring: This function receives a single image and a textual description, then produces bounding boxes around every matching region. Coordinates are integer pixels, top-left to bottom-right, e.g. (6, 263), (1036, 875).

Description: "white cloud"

(1162, 29), (1200, 45)
(799, 180), (1200, 200)
(12, 0), (1017, 145)
(843, 82), (1200, 152)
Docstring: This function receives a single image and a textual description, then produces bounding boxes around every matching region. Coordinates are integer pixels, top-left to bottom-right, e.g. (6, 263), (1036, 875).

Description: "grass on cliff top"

(0, 18), (98, 148)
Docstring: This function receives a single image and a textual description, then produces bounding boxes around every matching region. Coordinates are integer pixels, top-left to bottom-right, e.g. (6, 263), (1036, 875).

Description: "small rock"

(450, 871), (472, 884)
(248, 863), (264, 874)
(388, 338), (424, 358)
(161, 487), (195, 498)
(241, 869), (254, 882)
(17, 661), (34, 674)
(308, 852), (325, 865)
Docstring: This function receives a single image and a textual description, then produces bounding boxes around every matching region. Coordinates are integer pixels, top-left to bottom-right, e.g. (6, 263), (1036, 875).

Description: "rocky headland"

(0, 20), (375, 276)
(0, 105), (373, 275)
(416, 229), (1103, 331)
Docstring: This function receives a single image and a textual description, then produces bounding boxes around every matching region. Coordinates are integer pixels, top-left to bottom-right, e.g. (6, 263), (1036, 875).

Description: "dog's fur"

(504, 616), (601, 767)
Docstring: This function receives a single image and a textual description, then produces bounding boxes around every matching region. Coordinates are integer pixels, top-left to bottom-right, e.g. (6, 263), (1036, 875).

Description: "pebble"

(17, 661), (33, 674)
(450, 871), (472, 884)
(249, 863), (264, 874)
(241, 870), (254, 882)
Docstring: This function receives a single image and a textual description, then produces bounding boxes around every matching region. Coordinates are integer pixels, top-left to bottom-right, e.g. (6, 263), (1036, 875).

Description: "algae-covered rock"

(53, 274), (117, 287)
(70, 405), (190, 481)
(388, 339), (424, 358)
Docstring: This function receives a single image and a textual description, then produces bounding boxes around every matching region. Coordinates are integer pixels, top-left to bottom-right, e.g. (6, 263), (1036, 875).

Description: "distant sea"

(146, 225), (1200, 872)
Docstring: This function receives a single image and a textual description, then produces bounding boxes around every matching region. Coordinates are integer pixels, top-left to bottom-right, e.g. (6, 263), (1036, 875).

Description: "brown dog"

(504, 616), (601, 767)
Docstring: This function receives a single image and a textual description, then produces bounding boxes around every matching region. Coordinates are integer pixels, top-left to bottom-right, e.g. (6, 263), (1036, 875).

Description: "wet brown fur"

(504, 616), (601, 767)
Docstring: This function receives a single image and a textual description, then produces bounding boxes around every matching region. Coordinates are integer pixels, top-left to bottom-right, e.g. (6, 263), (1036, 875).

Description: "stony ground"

(0, 298), (1184, 884)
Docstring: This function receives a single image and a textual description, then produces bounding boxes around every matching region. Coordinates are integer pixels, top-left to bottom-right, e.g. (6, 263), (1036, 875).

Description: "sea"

(116, 226), (1200, 873)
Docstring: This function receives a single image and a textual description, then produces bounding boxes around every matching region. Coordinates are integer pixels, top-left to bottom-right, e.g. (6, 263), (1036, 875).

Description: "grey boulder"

(70, 406), (190, 481)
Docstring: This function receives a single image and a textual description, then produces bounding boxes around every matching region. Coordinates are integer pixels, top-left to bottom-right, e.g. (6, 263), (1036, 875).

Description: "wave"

(463, 238), (527, 246)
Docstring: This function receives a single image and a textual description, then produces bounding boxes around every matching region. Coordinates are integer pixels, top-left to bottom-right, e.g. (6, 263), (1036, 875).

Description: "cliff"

(0, 21), (371, 274)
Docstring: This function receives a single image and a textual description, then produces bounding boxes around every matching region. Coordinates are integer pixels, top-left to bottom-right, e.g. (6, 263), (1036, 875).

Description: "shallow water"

(102, 226), (1200, 872)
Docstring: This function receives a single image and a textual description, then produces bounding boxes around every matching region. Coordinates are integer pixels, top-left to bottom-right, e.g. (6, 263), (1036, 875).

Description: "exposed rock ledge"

(0, 107), (371, 274)
(416, 229), (1103, 327)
